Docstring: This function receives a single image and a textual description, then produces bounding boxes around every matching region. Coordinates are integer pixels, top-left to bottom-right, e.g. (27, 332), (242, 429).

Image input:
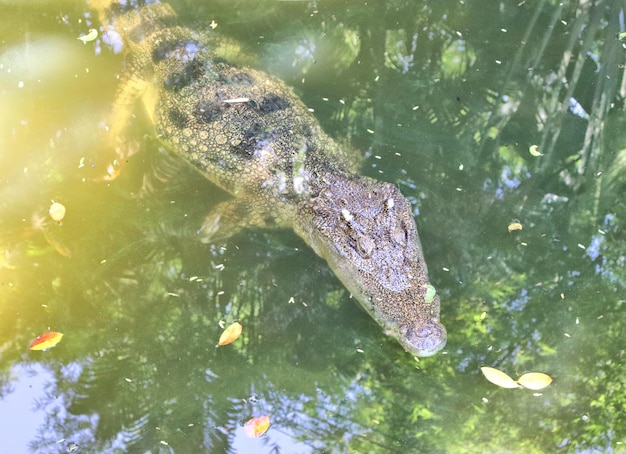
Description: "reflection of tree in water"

(357, 1), (626, 452)
(23, 218), (422, 452)
(2, 0), (626, 452)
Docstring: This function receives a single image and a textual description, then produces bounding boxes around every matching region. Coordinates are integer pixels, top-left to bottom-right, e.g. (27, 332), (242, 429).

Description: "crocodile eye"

(356, 236), (374, 258)
(391, 225), (407, 246)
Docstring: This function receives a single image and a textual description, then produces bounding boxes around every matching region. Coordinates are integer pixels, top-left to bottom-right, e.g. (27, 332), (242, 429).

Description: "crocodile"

(91, 0), (446, 356)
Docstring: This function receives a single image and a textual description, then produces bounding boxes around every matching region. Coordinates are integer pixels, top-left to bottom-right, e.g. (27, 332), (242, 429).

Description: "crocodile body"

(92, 0), (446, 356)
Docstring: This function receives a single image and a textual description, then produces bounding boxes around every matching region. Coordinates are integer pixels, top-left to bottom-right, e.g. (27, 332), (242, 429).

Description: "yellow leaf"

(244, 415), (270, 438)
(517, 372), (553, 390)
(29, 332), (63, 350)
(217, 321), (242, 346)
(507, 222), (523, 232)
(529, 145), (543, 156)
(480, 367), (520, 389)
(77, 29), (98, 44)
(49, 201), (66, 222)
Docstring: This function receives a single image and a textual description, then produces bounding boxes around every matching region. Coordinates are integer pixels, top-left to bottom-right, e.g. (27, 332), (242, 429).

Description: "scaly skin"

(91, 0), (446, 356)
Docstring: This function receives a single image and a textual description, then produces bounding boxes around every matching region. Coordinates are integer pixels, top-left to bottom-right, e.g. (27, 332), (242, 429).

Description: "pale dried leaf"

(49, 202), (66, 222)
(480, 367), (520, 389)
(507, 222), (523, 232)
(517, 372), (553, 390)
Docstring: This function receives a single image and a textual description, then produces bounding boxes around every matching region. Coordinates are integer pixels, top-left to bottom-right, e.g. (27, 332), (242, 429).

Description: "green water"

(1, 0), (625, 452)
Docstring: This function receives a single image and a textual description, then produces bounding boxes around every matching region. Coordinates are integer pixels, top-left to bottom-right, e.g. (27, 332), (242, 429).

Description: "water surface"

(1, 0), (625, 452)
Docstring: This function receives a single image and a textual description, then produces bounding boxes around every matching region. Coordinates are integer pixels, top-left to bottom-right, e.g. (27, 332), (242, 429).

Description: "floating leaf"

(507, 222), (523, 232)
(243, 415), (270, 438)
(77, 29), (98, 44)
(49, 201), (66, 222)
(217, 321), (242, 346)
(29, 332), (63, 350)
(480, 367), (520, 389)
(517, 372), (553, 390)
(529, 145), (543, 156)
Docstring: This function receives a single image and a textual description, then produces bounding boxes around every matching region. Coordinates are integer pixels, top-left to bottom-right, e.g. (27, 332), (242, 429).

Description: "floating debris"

(508, 222), (523, 232)
(49, 201), (66, 222)
(481, 367), (553, 390)
(517, 372), (553, 390)
(480, 367), (520, 389)
(77, 29), (98, 44)
(29, 332), (64, 350)
(244, 416), (271, 438)
(217, 321), (242, 346)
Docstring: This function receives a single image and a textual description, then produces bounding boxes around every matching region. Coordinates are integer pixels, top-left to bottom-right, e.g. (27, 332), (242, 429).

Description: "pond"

(1, 0), (625, 452)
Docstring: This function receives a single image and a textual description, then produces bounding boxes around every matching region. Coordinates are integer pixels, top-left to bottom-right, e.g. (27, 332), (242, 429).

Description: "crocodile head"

(295, 173), (446, 357)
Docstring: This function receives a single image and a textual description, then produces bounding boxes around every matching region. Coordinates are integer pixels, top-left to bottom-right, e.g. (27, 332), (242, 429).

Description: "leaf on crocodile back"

(217, 321), (242, 346)
(424, 284), (437, 303)
(517, 372), (553, 390)
(29, 332), (63, 350)
(244, 415), (271, 438)
(480, 367), (520, 389)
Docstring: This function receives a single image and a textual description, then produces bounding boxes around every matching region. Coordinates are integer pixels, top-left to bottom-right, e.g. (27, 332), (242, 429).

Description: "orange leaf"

(29, 332), (63, 350)
(217, 322), (242, 346)
(244, 415), (270, 438)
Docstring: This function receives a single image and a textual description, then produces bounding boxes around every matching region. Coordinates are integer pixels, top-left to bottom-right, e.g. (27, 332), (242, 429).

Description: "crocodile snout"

(399, 318), (447, 357)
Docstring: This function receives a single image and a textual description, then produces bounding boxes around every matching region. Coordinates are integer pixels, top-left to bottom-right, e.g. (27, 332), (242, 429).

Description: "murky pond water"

(2, 1), (625, 452)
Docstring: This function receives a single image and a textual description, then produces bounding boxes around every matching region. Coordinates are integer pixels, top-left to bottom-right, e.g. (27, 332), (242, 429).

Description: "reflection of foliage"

(2, 0), (626, 452)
